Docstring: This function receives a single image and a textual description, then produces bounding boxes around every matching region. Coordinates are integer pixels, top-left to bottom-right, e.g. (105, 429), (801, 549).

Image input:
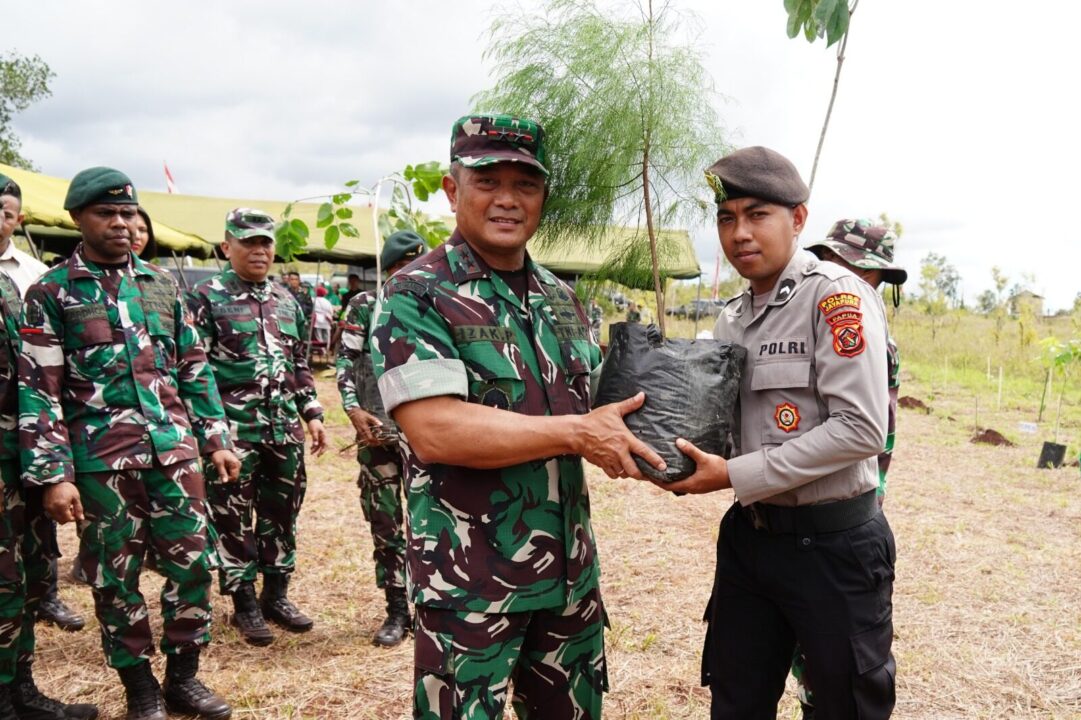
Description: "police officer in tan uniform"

(659, 147), (896, 719)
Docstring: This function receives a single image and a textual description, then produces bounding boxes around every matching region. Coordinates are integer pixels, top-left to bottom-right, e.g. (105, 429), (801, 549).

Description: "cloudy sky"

(8, 1), (1079, 311)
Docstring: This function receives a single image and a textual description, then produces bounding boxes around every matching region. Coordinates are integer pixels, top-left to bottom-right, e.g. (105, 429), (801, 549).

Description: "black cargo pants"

(702, 502), (896, 720)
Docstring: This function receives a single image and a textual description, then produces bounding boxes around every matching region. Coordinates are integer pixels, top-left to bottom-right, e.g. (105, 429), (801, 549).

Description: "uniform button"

(801, 537), (811, 546)
(141, 433), (150, 440)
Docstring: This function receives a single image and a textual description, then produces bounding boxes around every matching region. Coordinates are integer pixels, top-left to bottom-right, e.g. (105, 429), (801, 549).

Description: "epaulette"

(386, 274), (430, 298)
(804, 256), (852, 281)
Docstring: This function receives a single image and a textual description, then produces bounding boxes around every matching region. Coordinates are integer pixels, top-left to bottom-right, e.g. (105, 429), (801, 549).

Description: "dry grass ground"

(29, 370), (1081, 719)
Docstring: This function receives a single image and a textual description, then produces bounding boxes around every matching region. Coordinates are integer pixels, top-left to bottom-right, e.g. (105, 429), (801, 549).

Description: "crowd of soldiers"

(0, 111), (907, 720)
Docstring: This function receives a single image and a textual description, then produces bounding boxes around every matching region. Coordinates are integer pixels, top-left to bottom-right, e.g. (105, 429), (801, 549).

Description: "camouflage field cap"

(63, 167), (137, 210)
(225, 207), (276, 241)
(0, 173), (21, 199)
(450, 114), (549, 177)
(705, 146), (808, 207)
(807, 218), (908, 285)
(380, 229), (425, 270)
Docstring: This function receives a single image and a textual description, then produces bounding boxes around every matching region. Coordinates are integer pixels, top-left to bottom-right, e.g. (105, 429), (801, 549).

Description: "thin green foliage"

(475, 0), (726, 327)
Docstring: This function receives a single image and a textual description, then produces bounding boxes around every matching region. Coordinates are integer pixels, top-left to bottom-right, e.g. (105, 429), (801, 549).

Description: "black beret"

(380, 230), (426, 270)
(0, 173), (21, 200)
(64, 167), (138, 210)
(705, 146), (809, 207)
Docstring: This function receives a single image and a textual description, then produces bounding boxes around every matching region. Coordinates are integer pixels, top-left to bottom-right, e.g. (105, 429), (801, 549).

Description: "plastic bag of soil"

(594, 322), (746, 482)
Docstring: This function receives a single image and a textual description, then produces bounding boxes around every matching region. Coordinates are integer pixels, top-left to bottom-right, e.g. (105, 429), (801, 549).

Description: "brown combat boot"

(260, 574), (313, 632)
(162, 651), (231, 720)
(373, 586), (411, 648)
(116, 662), (165, 720)
(229, 582), (273, 646)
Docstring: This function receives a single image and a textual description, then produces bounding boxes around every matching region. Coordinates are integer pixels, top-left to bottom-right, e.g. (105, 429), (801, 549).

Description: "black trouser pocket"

(850, 620), (896, 720)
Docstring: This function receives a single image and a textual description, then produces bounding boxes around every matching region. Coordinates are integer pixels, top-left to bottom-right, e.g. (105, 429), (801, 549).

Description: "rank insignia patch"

(831, 322), (865, 357)
(774, 402), (800, 433)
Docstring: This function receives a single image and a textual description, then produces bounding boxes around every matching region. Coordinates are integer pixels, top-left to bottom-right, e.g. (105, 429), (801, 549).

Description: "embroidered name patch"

(453, 325), (518, 344)
(774, 402), (800, 433)
(818, 293), (861, 315)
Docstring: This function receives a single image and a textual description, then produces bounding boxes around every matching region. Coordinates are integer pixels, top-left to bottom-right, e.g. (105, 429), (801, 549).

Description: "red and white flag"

(163, 161), (177, 194)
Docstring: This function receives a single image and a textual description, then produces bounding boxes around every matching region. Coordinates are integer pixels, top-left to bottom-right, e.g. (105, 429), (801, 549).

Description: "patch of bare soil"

(28, 376), (1081, 719)
(899, 396), (932, 413)
(971, 428), (1015, 446)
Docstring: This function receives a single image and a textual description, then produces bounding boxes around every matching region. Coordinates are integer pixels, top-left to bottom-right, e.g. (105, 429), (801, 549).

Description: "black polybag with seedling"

(594, 322), (746, 482)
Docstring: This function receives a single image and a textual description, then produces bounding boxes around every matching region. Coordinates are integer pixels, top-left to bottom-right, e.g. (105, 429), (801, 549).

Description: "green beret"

(380, 230), (426, 270)
(64, 167), (138, 210)
(450, 114), (549, 178)
(705, 146), (809, 207)
(0, 173), (20, 200)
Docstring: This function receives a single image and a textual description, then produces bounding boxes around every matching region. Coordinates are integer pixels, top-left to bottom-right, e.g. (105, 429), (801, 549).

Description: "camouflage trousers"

(206, 443), (306, 594)
(357, 444), (406, 590)
(0, 461), (55, 684)
(76, 458), (214, 669)
(414, 587), (608, 720)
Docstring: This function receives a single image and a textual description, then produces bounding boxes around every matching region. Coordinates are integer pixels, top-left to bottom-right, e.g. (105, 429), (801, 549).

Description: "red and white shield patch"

(774, 402), (800, 433)
(831, 322), (865, 357)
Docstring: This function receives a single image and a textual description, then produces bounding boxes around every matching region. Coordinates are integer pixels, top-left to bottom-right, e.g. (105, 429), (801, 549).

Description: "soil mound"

(899, 396), (931, 413)
(971, 428), (1014, 447)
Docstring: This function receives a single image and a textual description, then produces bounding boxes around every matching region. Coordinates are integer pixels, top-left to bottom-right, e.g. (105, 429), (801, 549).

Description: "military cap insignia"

(774, 402), (800, 433)
(704, 171), (727, 202)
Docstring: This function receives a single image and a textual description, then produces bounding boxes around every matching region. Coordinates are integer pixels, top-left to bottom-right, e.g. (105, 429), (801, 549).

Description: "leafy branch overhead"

(475, 0), (726, 331)
(274, 161), (450, 262)
(0, 51), (55, 170)
(784, 0), (851, 47)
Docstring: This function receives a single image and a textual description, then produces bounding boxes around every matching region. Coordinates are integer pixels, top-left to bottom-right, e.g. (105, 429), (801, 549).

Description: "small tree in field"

(918, 252), (959, 340)
(475, 0), (726, 334)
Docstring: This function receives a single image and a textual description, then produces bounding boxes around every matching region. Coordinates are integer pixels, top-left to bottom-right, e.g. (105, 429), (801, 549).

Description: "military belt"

(742, 489), (878, 534)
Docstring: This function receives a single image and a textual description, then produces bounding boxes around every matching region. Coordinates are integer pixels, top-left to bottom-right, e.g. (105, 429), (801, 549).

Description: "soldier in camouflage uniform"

(18, 167), (239, 720)
(1, 266), (99, 720)
(791, 218), (907, 718)
(336, 230), (425, 648)
(0, 173), (86, 636)
(370, 114), (665, 720)
(187, 209), (326, 646)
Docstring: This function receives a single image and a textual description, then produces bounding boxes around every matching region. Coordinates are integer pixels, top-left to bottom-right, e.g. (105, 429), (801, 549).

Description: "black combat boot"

(35, 597), (84, 633)
(373, 586), (411, 648)
(162, 651), (231, 720)
(229, 582), (273, 646)
(116, 662), (165, 720)
(259, 574), (313, 632)
(0, 683), (18, 720)
(11, 662), (98, 719)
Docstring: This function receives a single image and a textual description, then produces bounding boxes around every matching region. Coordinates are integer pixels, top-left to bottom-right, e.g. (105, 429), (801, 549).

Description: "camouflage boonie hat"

(807, 218), (908, 285)
(225, 208), (276, 241)
(64, 167), (137, 210)
(450, 114), (549, 177)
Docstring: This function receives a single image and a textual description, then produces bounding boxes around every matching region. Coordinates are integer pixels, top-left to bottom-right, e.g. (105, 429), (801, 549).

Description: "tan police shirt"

(713, 249), (888, 507)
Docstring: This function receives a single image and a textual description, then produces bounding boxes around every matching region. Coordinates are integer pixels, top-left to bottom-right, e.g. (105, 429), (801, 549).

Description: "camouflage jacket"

(187, 264), (322, 447)
(878, 334), (900, 493)
(336, 290), (395, 427)
(0, 271), (22, 461)
(371, 230), (602, 614)
(18, 246), (232, 486)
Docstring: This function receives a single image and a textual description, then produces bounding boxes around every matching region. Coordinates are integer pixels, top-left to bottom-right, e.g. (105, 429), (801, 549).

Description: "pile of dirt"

(970, 428), (1015, 447)
(899, 395), (931, 413)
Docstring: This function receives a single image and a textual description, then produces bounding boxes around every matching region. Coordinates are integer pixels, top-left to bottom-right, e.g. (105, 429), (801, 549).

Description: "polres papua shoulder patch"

(831, 322), (865, 357)
(774, 402), (800, 433)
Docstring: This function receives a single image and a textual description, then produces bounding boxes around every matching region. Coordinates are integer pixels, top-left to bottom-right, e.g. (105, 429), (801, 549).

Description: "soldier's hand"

(660, 438), (731, 494)
(43, 483), (84, 524)
(308, 419), (327, 457)
(211, 449), (241, 483)
(346, 407), (381, 444)
(575, 392), (666, 480)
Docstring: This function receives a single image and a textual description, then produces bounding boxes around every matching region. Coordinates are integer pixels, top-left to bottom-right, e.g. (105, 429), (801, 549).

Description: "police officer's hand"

(308, 419), (327, 457)
(43, 482), (84, 524)
(346, 407), (381, 445)
(660, 438), (731, 494)
(576, 392), (666, 480)
(211, 449), (241, 483)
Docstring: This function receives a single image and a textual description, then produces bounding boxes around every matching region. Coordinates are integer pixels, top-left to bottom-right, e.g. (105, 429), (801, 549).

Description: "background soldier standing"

(187, 209), (326, 646)
(335, 230), (425, 648)
(370, 114), (664, 719)
(0, 266), (97, 719)
(18, 167), (239, 720)
(660, 147), (896, 719)
(0, 174), (84, 635)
